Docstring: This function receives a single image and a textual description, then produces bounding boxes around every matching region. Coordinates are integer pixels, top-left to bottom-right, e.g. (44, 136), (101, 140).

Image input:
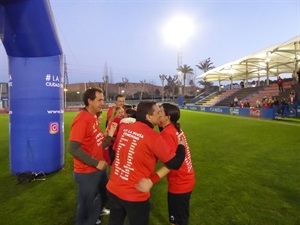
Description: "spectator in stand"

(244, 101), (250, 108)
(268, 97), (274, 108)
(229, 101), (234, 107)
(256, 99), (262, 108)
(262, 95), (268, 102)
(272, 96), (280, 115)
(106, 101), (186, 225)
(297, 69), (300, 84)
(234, 96), (238, 107)
(240, 81), (245, 88)
(294, 90), (298, 105)
(106, 94), (125, 127)
(273, 96), (279, 106)
(280, 97), (288, 117)
(262, 98), (269, 108)
(289, 90), (296, 105)
(238, 100), (244, 108)
(277, 76), (284, 92)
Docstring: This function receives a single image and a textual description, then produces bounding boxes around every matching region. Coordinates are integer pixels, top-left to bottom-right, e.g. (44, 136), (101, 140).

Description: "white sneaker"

(95, 218), (101, 224)
(100, 207), (110, 216)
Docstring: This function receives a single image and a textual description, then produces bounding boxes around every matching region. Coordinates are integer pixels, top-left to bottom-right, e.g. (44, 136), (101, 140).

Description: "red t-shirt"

(161, 124), (196, 193)
(69, 110), (105, 173)
(107, 117), (123, 137)
(107, 121), (175, 201)
(106, 106), (115, 123)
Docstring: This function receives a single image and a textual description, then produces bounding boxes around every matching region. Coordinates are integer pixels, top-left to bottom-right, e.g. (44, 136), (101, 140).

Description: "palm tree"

(196, 57), (215, 90)
(165, 75), (178, 100)
(178, 64), (193, 95)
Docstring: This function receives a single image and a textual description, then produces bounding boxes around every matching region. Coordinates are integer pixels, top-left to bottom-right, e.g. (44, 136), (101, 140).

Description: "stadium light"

(163, 15), (195, 49)
(162, 15), (195, 93)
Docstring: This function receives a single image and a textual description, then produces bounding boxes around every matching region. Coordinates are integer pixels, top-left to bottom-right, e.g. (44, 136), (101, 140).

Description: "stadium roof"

(197, 35), (300, 83)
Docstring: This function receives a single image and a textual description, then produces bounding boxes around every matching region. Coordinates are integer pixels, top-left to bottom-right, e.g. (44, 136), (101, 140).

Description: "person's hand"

(96, 160), (107, 171)
(103, 129), (108, 136)
(107, 122), (118, 137)
(178, 133), (185, 147)
(135, 178), (153, 193)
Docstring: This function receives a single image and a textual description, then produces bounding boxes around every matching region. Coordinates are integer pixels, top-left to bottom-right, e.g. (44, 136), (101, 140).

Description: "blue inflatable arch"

(0, 0), (64, 174)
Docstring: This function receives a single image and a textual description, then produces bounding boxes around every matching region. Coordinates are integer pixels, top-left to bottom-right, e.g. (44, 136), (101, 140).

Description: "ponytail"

(173, 122), (181, 134)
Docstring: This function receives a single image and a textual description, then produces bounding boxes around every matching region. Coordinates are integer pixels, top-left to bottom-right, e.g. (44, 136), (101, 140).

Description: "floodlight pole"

(177, 45), (184, 107)
(159, 74), (167, 102)
(177, 45), (183, 87)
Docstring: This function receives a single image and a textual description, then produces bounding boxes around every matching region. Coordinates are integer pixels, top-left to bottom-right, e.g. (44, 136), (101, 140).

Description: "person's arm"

(135, 166), (170, 192)
(164, 144), (185, 170)
(135, 145), (184, 193)
(136, 135), (186, 193)
(101, 122), (117, 148)
(68, 141), (107, 170)
(102, 136), (115, 149)
(109, 146), (116, 164)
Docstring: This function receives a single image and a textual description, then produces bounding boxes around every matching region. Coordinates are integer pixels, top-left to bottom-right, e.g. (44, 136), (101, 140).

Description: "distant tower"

(103, 62), (109, 101)
(63, 55), (69, 84)
(177, 46), (183, 84)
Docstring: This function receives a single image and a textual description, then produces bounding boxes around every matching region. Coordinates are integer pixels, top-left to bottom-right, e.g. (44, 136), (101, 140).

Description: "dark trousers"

(99, 168), (109, 209)
(107, 191), (150, 225)
(74, 170), (106, 225)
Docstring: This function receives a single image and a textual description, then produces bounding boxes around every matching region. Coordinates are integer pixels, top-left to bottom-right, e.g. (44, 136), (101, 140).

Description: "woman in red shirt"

(159, 103), (196, 225)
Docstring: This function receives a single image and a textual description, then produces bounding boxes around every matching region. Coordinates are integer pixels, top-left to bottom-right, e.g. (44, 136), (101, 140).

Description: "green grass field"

(0, 111), (300, 225)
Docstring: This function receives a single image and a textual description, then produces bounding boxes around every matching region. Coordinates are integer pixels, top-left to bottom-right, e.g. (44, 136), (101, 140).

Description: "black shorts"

(168, 191), (192, 225)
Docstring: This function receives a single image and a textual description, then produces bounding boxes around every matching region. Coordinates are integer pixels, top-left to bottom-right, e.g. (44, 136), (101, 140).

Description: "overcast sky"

(0, 0), (299, 85)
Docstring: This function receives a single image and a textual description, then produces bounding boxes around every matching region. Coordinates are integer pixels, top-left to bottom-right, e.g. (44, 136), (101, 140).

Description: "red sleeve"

(106, 106), (114, 121)
(160, 131), (177, 153)
(70, 119), (86, 143)
(113, 117), (122, 124)
(109, 117), (122, 137)
(151, 135), (176, 163)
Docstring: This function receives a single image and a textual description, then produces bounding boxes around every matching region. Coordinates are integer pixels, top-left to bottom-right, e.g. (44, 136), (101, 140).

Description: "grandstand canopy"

(197, 35), (300, 83)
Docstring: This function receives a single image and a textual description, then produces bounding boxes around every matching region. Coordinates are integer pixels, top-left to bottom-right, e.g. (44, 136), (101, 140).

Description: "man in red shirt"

(105, 94), (125, 127)
(136, 103), (195, 225)
(277, 76), (284, 92)
(69, 88), (116, 225)
(106, 101), (185, 225)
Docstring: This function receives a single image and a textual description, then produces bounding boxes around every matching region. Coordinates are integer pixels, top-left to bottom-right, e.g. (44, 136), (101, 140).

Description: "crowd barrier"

(183, 105), (300, 120)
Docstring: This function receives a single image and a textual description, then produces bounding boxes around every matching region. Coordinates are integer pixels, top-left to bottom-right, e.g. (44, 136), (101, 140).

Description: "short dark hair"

(136, 101), (157, 121)
(83, 87), (103, 106)
(125, 108), (137, 118)
(123, 104), (133, 111)
(115, 94), (124, 100)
